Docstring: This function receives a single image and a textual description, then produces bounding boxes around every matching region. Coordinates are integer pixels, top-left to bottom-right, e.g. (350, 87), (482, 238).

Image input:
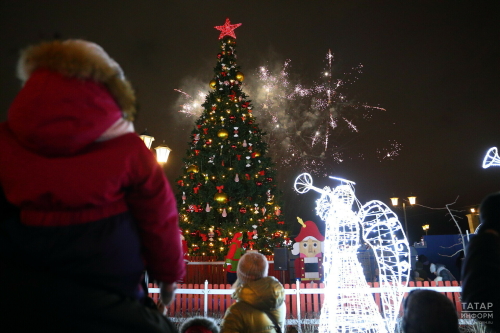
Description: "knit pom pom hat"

(236, 252), (269, 284)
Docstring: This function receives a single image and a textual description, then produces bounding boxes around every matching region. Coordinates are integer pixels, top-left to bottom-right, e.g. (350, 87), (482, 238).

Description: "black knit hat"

(179, 316), (219, 333)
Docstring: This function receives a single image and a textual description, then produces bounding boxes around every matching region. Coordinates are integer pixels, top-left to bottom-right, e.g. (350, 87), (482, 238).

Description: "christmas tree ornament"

(217, 129), (229, 140)
(187, 165), (199, 173)
(261, 207), (266, 215)
(242, 140), (247, 147)
(275, 207), (281, 216)
(205, 203), (211, 212)
(182, 192), (186, 204)
(234, 173), (240, 182)
(252, 225), (258, 239)
(208, 228), (215, 241)
(235, 71), (244, 82)
(209, 80), (217, 89)
(214, 186), (228, 203)
(222, 208), (227, 217)
(233, 127), (239, 137)
(253, 151), (261, 157)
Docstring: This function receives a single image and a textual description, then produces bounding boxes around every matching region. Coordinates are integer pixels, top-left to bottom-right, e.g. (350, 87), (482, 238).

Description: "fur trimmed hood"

(17, 39), (136, 120)
(7, 40), (136, 156)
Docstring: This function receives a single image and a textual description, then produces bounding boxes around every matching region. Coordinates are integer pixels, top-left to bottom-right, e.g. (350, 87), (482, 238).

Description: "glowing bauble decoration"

(235, 71), (244, 82)
(253, 151), (261, 157)
(294, 173), (410, 333)
(240, 207), (247, 214)
(214, 192), (228, 203)
(187, 165), (199, 173)
(217, 129), (229, 140)
(214, 18), (242, 40)
(209, 80), (217, 89)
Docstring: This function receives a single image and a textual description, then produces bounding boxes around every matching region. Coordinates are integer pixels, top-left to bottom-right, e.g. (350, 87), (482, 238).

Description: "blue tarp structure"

(415, 234), (473, 281)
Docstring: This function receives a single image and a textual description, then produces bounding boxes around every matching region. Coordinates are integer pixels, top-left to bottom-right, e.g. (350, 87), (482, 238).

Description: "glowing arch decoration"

(294, 173), (410, 333)
(482, 147), (500, 169)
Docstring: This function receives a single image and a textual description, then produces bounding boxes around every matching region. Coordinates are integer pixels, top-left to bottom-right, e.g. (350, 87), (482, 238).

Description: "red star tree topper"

(214, 18), (242, 39)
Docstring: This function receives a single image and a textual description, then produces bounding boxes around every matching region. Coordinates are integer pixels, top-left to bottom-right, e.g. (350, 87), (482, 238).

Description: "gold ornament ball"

(266, 200), (274, 206)
(209, 80), (217, 89)
(217, 129), (229, 140)
(187, 165), (199, 173)
(235, 72), (244, 82)
(214, 192), (228, 203)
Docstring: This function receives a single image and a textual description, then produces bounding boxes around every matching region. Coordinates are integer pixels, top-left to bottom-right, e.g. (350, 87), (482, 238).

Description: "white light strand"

(294, 173), (410, 333)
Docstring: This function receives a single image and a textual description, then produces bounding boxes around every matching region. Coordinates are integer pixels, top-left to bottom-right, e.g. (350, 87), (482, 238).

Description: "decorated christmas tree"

(176, 19), (288, 258)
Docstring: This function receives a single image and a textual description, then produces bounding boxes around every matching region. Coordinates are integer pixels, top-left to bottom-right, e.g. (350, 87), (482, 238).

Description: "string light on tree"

(294, 173), (410, 333)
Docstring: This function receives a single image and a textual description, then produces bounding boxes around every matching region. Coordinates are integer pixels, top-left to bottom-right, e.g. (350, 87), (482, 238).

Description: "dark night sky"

(1, 1), (499, 242)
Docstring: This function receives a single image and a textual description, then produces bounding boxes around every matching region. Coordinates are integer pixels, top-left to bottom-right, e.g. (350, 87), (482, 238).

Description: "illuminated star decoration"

(214, 18), (242, 39)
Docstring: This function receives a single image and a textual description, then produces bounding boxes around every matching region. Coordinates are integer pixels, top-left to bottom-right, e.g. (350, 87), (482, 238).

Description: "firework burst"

(175, 50), (401, 179)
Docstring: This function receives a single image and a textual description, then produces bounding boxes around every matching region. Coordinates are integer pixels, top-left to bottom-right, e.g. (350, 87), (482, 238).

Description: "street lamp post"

(155, 144), (172, 165)
(139, 129), (155, 149)
(390, 196), (417, 240)
(139, 130), (172, 165)
(422, 224), (429, 236)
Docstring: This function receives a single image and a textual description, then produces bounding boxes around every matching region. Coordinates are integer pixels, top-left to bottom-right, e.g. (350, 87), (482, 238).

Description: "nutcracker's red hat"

(295, 221), (324, 242)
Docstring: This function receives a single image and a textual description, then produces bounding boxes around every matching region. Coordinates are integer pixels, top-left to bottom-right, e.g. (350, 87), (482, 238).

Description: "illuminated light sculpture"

(294, 173), (410, 333)
(482, 147), (500, 168)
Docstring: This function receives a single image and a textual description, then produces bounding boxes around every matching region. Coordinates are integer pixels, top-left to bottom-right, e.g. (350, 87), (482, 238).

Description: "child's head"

(403, 289), (459, 333)
(236, 252), (268, 284)
(179, 316), (219, 333)
(479, 192), (500, 234)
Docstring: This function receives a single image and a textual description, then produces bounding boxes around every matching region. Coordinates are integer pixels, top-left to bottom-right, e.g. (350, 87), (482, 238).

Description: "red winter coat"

(0, 69), (185, 298)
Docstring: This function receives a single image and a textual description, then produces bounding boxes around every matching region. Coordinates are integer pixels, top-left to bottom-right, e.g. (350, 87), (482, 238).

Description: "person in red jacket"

(225, 232), (244, 285)
(0, 39), (184, 332)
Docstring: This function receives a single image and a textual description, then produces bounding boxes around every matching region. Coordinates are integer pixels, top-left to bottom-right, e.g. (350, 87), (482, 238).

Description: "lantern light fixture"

(139, 129), (155, 149)
(155, 144), (172, 164)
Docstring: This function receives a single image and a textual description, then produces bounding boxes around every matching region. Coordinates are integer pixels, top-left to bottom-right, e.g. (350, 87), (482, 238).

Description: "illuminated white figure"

(294, 173), (410, 333)
(482, 147), (500, 168)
